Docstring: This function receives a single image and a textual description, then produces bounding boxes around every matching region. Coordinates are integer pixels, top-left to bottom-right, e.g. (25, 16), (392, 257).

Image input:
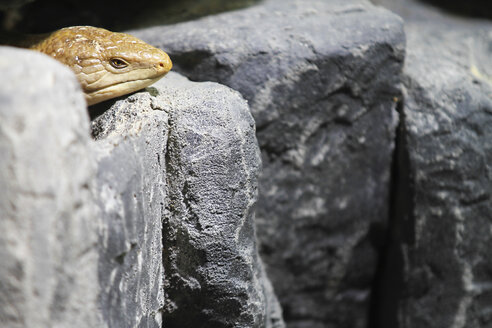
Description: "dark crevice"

(368, 95), (415, 328)
(161, 115), (209, 328)
(170, 50), (215, 74)
(114, 242), (138, 265)
(160, 112), (175, 328)
(162, 115), (176, 328)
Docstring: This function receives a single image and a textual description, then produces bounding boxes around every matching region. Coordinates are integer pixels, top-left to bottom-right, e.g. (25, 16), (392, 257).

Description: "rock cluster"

(1, 0), (491, 327)
(0, 48), (282, 327)
(133, 0), (404, 326)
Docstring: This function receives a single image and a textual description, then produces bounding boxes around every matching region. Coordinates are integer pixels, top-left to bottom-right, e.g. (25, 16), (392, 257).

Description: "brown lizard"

(4, 26), (172, 105)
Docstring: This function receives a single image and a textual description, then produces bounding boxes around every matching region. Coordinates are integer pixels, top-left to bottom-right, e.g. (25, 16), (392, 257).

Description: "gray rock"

(91, 89), (169, 328)
(132, 0), (405, 326)
(0, 47), (102, 328)
(369, 1), (492, 327)
(399, 27), (492, 328)
(400, 11), (492, 328)
(92, 72), (284, 328)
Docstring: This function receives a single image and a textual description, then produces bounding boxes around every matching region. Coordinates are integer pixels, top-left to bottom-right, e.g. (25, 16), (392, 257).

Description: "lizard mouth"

(85, 75), (165, 105)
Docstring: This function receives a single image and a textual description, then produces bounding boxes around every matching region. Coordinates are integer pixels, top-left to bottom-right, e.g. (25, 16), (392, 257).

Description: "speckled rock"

(92, 72), (285, 328)
(91, 90), (168, 328)
(132, 0), (405, 326)
(399, 30), (492, 328)
(402, 30), (492, 328)
(0, 47), (102, 328)
(369, 1), (492, 327)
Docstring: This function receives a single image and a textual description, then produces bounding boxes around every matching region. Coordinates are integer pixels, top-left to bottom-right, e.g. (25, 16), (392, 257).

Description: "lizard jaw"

(85, 75), (165, 105)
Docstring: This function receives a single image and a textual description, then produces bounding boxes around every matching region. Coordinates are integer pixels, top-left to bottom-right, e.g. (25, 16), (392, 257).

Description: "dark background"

(0, 0), (490, 34)
(0, 0), (259, 32)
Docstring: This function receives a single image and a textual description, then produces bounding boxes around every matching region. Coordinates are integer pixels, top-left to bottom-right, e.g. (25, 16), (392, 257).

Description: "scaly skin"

(28, 26), (172, 105)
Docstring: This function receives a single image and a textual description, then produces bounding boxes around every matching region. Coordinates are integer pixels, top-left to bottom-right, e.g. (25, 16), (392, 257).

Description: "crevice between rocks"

(367, 94), (415, 328)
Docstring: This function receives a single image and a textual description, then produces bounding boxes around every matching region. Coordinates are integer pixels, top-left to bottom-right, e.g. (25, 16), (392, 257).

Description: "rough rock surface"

(0, 47), (101, 328)
(402, 32), (492, 327)
(91, 90), (169, 327)
(370, 1), (492, 327)
(92, 72), (284, 328)
(399, 28), (492, 328)
(132, 0), (405, 326)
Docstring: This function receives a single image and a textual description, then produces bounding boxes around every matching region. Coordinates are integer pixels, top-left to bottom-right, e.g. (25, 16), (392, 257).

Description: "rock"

(92, 72), (285, 328)
(91, 87), (169, 327)
(368, 1), (492, 327)
(401, 13), (492, 328)
(399, 26), (492, 328)
(132, 0), (405, 326)
(0, 47), (102, 327)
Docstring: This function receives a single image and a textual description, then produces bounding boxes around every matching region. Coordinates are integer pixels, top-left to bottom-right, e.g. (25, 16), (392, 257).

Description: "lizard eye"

(110, 58), (129, 69)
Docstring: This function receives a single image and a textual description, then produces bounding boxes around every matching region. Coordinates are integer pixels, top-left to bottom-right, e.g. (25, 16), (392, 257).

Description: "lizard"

(2, 26), (172, 105)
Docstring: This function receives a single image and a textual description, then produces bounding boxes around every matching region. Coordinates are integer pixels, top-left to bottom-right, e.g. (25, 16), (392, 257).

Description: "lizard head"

(31, 26), (172, 105)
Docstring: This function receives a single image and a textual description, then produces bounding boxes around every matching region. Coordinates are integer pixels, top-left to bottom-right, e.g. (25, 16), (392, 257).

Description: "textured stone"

(132, 1), (405, 326)
(0, 47), (101, 328)
(402, 13), (492, 328)
(370, 1), (492, 327)
(0, 47), (167, 328)
(399, 28), (492, 328)
(91, 89), (168, 328)
(92, 72), (284, 328)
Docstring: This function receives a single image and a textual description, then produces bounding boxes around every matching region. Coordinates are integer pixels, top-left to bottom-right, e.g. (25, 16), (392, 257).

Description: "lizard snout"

(156, 51), (172, 74)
